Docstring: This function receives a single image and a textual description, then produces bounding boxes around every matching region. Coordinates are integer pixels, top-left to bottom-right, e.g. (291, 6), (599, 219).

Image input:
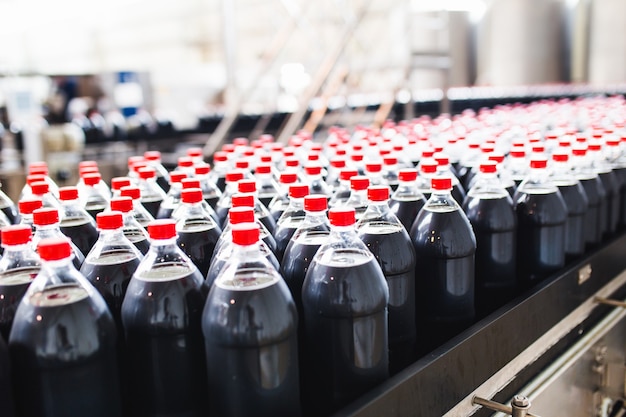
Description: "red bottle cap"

(30, 181), (49, 195)
(169, 171), (187, 184)
(350, 176), (369, 191)
(238, 180), (256, 193)
(231, 194), (254, 208)
(330, 158), (346, 168)
(29, 166), (48, 176)
(588, 143), (602, 151)
(128, 156), (144, 169)
(79, 166), (99, 177)
(431, 177), (453, 191)
(510, 150), (526, 158)
(58, 186), (78, 201)
(97, 211), (123, 230)
(187, 147), (203, 158)
(231, 222), (260, 246)
(120, 186), (141, 201)
(148, 219), (177, 240)
(38, 238), (72, 261)
(79, 160), (98, 169)
(233, 137), (249, 146)
(282, 149), (295, 158)
(213, 151), (228, 162)
(182, 178), (201, 189)
(488, 153), (505, 164)
(225, 171), (245, 183)
(195, 165), (210, 175)
(284, 158), (299, 168)
(552, 152), (569, 162)
(422, 148), (435, 158)
(420, 160), (438, 174)
(83, 172), (102, 186)
(255, 164), (271, 175)
(304, 165), (322, 175)
(18, 198), (43, 215)
(479, 161), (498, 174)
(33, 207), (59, 226)
(178, 156), (194, 168)
(365, 162), (382, 173)
(351, 153), (364, 162)
(110, 197), (133, 213)
(138, 167), (156, 180)
(26, 174), (46, 186)
(398, 169), (418, 182)
(530, 158), (548, 169)
(367, 186), (389, 201)
(383, 156), (397, 166)
(339, 169), (358, 182)
(1, 225), (32, 246)
(235, 160), (249, 169)
(289, 184), (309, 199)
(181, 188), (203, 204)
(304, 195), (327, 211)
(260, 155), (272, 163)
(434, 154), (449, 166)
(329, 207), (356, 227)
(144, 151), (161, 161)
(111, 177), (132, 191)
(222, 144), (236, 153)
(572, 147), (587, 156)
(229, 207), (255, 224)
(308, 153), (320, 161)
(279, 173), (298, 184)
(131, 161), (147, 173)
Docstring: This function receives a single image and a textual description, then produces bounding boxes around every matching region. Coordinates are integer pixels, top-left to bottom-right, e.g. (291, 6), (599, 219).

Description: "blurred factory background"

(0, 0), (624, 199)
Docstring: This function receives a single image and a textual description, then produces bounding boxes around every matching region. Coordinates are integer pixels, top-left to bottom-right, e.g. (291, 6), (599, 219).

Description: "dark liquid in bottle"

(599, 170), (620, 237)
(302, 249), (389, 416)
(215, 176), (226, 193)
(515, 190), (567, 287)
(0, 267), (39, 340)
(86, 203), (107, 220)
(389, 195), (426, 232)
(359, 223), (416, 374)
(259, 212), (277, 235)
(1, 204), (19, 225)
(141, 197), (163, 218)
(411, 207), (476, 352)
(123, 228), (150, 255)
(557, 183), (588, 259)
(0, 334), (16, 417)
(156, 176), (170, 194)
(273, 216), (304, 262)
(177, 222), (221, 277)
(156, 204), (176, 220)
(615, 166), (626, 227)
(204, 195), (220, 210)
(122, 264), (207, 417)
(206, 243), (279, 292)
(215, 204), (230, 228)
(60, 217), (99, 258)
(463, 195), (517, 315)
(203, 273), (301, 417)
(10, 285), (122, 417)
(269, 198), (289, 223)
(258, 194), (275, 208)
(580, 177), (604, 247)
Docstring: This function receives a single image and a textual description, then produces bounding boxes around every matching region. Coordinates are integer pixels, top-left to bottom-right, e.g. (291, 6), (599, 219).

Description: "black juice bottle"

(180, 178), (222, 225)
(110, 197), (151, 255)
(389, 168), (427, 232)
(32, 207), (85, 269)
(137, 166), (167, 218)
(269, 172), (299, 222)
(156, 171), (187, 219)
(329, 168), (358, 208)
(215, 170), (245, 227)
(120, 185), (156, 228)
(345, 175), (370, 220)
(0, 225), (40, 341)
(435, 153), (467, 204)
(121, 219), (207, 417)
(302, 207), (389, 416)
(303, 164), (333, 197)
(514, 158), (568, 288)
(174, 188), (222, 277)
(209, 151), (230, 193)
(255, 163), (280, 208)
(18, 197), (43, 232)
(273, 183), (309, 262)
(411, 176), (476, 352)
(203, 222), (301, 417)
(357, 186), (416, 374)
(571, 147), (605, 247)
(144, 150), (172, 193)
(589, 142), (620, 238)
(80, 172), (110, 219)
(58, 186), (99, 257)
(237, 179), (278, 235)
(194, 164), (222, 209)
(9, 237), (122, 417)
(462, 161), (517, 315)
(549, 152), (589, 260)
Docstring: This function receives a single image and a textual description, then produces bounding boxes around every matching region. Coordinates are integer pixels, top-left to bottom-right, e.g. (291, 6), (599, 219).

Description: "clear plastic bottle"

(416, 158), (437, 199)
(209, 151), (230, 192)
(32, 207), (85, 269)
(110, 177), (132, 199)
(411, 176), (476, 351)
(0, 211), (11, 253)
(268, 172), (298, 222)
(187, 147), (205, 165)
(356, 185), (416, 373)
(435, 153), (466, 204)
(194, 164), (222, 209)
(109, 197), (151, 255)
(382, 156), (400, 191)
(156, 171), (187, 219)
(121, 220), (207, 417)
(119, 186), (155, 228)
(301, 207), (388, 415)
(174, 188), (222, 277)
(389, 168), (427, 232)
(80, 173), (110, 220)
(0, 225), (40, 340)
(237, 179), (277, 235)
(58, 186), (99, 257)
(202, 222), (301, 417)
(0, 182), (19, 224)
(137, 167), (167, 218)
(303, 164), (332, 197)
(77, 168), (112, 201)
(9, 237), (122, 417)
(325, 157), (346, 190)
(588, 142), (620, 237)
(273, 184), (309, 262)
(80, 211), (142, 337)
(214, 170), (245, 227)
(29, 181), (62, 212)
(18, 198), (43, 232)
(329, 168), (358, 207)
(462, 161), (517, 315)
(345, 175), (370, 220)
(179, 178), (221, 225)
(25, 163), (60, 197)
(571, 146), (605, 247)
(364, 161), (388, 189)
(254, 164), (280, 208)
(224, 194), (278, 254)
(144, 150), (171, 193)
(176, 156), (196, 178)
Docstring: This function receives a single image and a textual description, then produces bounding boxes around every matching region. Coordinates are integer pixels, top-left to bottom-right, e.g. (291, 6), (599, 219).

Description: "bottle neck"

(99, 228), (127, 242)
(426, 189), (458, 208)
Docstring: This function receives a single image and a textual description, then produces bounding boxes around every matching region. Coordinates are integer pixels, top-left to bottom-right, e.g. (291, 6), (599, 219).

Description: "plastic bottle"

(25, 163), (59, 197)
(137, 167), (167, 218)
(209, 151), (230, 192)
(411, 176), (476, 351)
(364, 161), (388, 189)
(255, 164), (280, 208)
(0, 182), (19, 224)
(80, 211), (142, 336)
(18, 198), (43, 231)
(80, 172), (110, 219)
(549, 152), (589, 260)
(194, 164), (222, 209)
(214, 170), (245, 227)
(202, 222), (301, 417)
(303, 164), (332, 197)
(514, 158), (568, 286)
(588, 142), (620, 237)
(357, 186), (416, 373)
(121, 219), (207, 417)
(187, 147), (205, 165)
(237, 179), (277, 235)
(416, 158), (437, 199)
(110, 197), (151, 255)
(144, 150), (171, 192)
(273, 184), (309, 262)
(30, 180), (62, 212)
(32, 207), (85, 269)
(329, 168), (358, 207)
(58, 186), (99, 257)
(9, 237), (122, 417)
(175, 188), (222, 277)
(462, 161), (517, 315)
(119, 185), (155, 228)
(301, 207), (389, 415)
(110, 177), (132, 198)
(222, 194), (278, 255)
(389, 168), (427, 232)
(382, 156), (400, 191)
(0, 211), (10, 252)
(325, 157), (346, 189)
(0, 333), (15, 417)
(0, 225), (40, 340)
(268, 172), (299, 222)
(179, 178), (221, 225)
(345, 175), (370, 220)
(176, 156), (196, 178)
(156, 171), (187, 219)
(77, 167), (111, 201)
(571, 146), (605, 247)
